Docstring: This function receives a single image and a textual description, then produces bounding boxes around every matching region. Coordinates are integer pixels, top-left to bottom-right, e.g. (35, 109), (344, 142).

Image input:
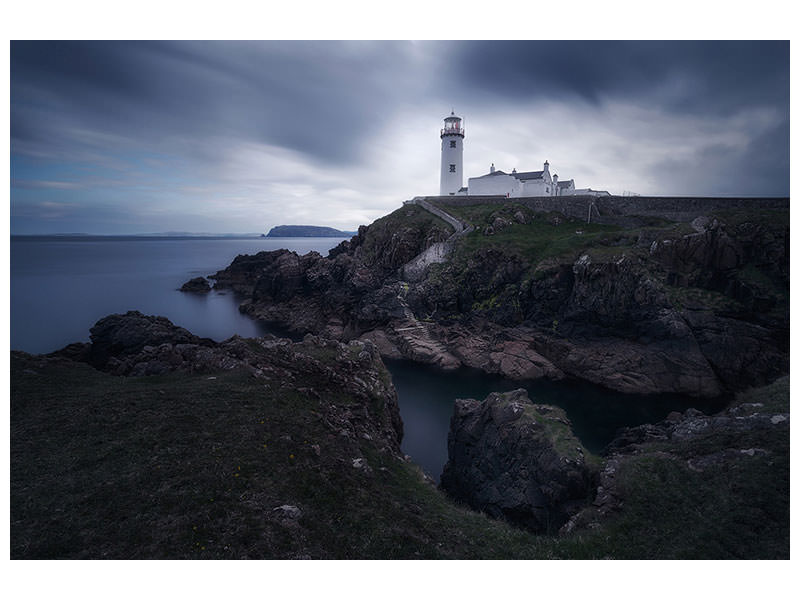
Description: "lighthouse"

(439, 111), (464, 196)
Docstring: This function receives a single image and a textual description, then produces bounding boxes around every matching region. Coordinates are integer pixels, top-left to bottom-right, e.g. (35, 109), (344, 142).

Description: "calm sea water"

(10, 236), (343, 354)
(10, 236), (728, 482)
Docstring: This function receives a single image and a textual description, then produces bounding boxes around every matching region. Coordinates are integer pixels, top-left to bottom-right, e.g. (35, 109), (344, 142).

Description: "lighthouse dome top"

(441, 110), (465, 138)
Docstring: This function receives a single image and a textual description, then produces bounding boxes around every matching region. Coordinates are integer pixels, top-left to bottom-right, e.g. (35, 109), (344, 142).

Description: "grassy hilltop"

(427, 200), (788, 324)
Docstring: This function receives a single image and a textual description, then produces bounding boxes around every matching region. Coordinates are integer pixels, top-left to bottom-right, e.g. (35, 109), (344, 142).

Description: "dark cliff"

(201, 200), (788, 398)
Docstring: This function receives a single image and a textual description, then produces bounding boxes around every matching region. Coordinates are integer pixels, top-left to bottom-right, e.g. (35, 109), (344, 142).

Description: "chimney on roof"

(512, 168), (517, 174)
(490, 163), (495, 174)
(543, 160), (550, 175)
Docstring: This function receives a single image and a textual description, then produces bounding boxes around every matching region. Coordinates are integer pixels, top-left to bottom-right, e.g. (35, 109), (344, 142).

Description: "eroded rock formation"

(440, 389), (598, 533)
(189, 202), (788, 397)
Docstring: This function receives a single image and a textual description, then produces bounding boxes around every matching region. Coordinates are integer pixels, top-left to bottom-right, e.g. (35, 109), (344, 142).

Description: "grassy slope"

(11, 354), (555, 559)
(443, 202), (631, 267)
(11, 353), (789, 559)
(429, 202), (788, 320)
(604, 377), (790, 559)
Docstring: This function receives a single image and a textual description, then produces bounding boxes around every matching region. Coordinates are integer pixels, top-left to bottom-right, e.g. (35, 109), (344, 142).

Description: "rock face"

(187, 202), (788, 397)
(179, 277), (211, 293)
(440, 389), (597, 533)
(88, 311), (210, 369)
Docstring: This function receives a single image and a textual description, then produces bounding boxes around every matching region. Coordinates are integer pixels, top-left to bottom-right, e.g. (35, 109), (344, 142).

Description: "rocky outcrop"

(563, 376), (790, 534)
(68, 311), (404, 449)
(440, 389), (598, 533)
(179, 277), (211, 293)
(187, 203), (788, 398)
(680, 310), (788, 391)
(88, 311), (211, 369)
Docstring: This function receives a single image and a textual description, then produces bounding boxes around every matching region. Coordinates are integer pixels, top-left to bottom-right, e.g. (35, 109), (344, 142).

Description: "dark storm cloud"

(445, 41), (788, 197)
(449, 41), (789, 116)
(11, 40), (432, 165)
(647, 117), (790, 197)
(9, 40), (790, 234)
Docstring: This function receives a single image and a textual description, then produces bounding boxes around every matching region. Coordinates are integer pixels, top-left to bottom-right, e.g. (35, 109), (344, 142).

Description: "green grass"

(455, 211), (624, 265)
(10, 353), (555, 559)
(435, 202), (658, 281)
(10, 354), (789, 559)
(605, 440), (789, 559)
(586, 376), (790, 559)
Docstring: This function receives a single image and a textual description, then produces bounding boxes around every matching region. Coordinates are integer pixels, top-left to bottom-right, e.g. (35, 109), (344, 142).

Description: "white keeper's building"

(438, 111), (607, 198)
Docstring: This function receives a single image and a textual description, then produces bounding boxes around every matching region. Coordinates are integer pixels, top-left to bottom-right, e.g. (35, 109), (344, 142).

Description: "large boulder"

(89, 311), (208, 368)
(179, 277), (211, 293)
(440, 388), (597, 533)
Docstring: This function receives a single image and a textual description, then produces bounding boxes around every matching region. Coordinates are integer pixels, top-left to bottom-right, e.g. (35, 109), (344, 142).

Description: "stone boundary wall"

(421, 195), (789, 225)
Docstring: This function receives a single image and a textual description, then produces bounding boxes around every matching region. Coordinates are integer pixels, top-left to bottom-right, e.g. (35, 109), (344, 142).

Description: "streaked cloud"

(10, 41), (789, 234)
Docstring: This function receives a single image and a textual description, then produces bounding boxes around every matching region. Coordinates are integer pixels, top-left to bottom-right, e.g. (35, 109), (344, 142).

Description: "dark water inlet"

(387, 359), (730, 483)
(11, 236), (732, 486)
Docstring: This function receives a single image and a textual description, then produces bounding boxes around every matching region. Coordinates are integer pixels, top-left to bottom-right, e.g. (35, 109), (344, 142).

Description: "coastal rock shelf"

(195, 200), (788, 398)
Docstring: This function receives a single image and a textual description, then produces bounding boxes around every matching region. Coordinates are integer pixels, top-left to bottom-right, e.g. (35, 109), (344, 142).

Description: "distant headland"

(264, 225), (357, 238)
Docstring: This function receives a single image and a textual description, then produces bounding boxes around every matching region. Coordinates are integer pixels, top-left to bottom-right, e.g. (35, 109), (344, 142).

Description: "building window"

(546, 187), (550, 193)
(450, 140), (456, 148)
(449, 164), (456, 173)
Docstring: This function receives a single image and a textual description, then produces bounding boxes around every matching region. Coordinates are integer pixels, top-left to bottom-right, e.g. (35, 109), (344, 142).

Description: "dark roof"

(512, 170), (544, 181)
(458, 187), (468, 192)
(557, 180), (574, 188)
(474, 169), (509, 178)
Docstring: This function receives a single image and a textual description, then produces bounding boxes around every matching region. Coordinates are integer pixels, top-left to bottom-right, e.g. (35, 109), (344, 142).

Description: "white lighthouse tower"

(439, 111), (464, 196)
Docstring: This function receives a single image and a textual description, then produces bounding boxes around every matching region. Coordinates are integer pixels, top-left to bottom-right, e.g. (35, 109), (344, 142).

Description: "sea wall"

(421, 195), (789, 225)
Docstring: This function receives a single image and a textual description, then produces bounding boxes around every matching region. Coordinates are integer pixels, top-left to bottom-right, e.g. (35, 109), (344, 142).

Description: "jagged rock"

(180, 277), (211, 293)
(272, 505), (302, 520)
(89, 311), (208, 368)
(189, 203), (787, 398)
(440, 389), (597, 533)
(680, 310), (788, 391)
(691, 215), (714, 233)
(357, 329), (403, 359)
(491, 216), (512, 231)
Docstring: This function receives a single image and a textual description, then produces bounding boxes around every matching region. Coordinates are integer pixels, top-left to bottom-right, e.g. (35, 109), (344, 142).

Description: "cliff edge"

(199, 200), (788, 397)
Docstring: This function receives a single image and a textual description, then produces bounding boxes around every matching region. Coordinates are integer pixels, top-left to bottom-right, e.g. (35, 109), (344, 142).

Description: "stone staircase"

(389, 285), (460, 370)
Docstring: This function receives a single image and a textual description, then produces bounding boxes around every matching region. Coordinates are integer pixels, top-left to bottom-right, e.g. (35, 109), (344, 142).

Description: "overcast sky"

(10, 40), (790, 234)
